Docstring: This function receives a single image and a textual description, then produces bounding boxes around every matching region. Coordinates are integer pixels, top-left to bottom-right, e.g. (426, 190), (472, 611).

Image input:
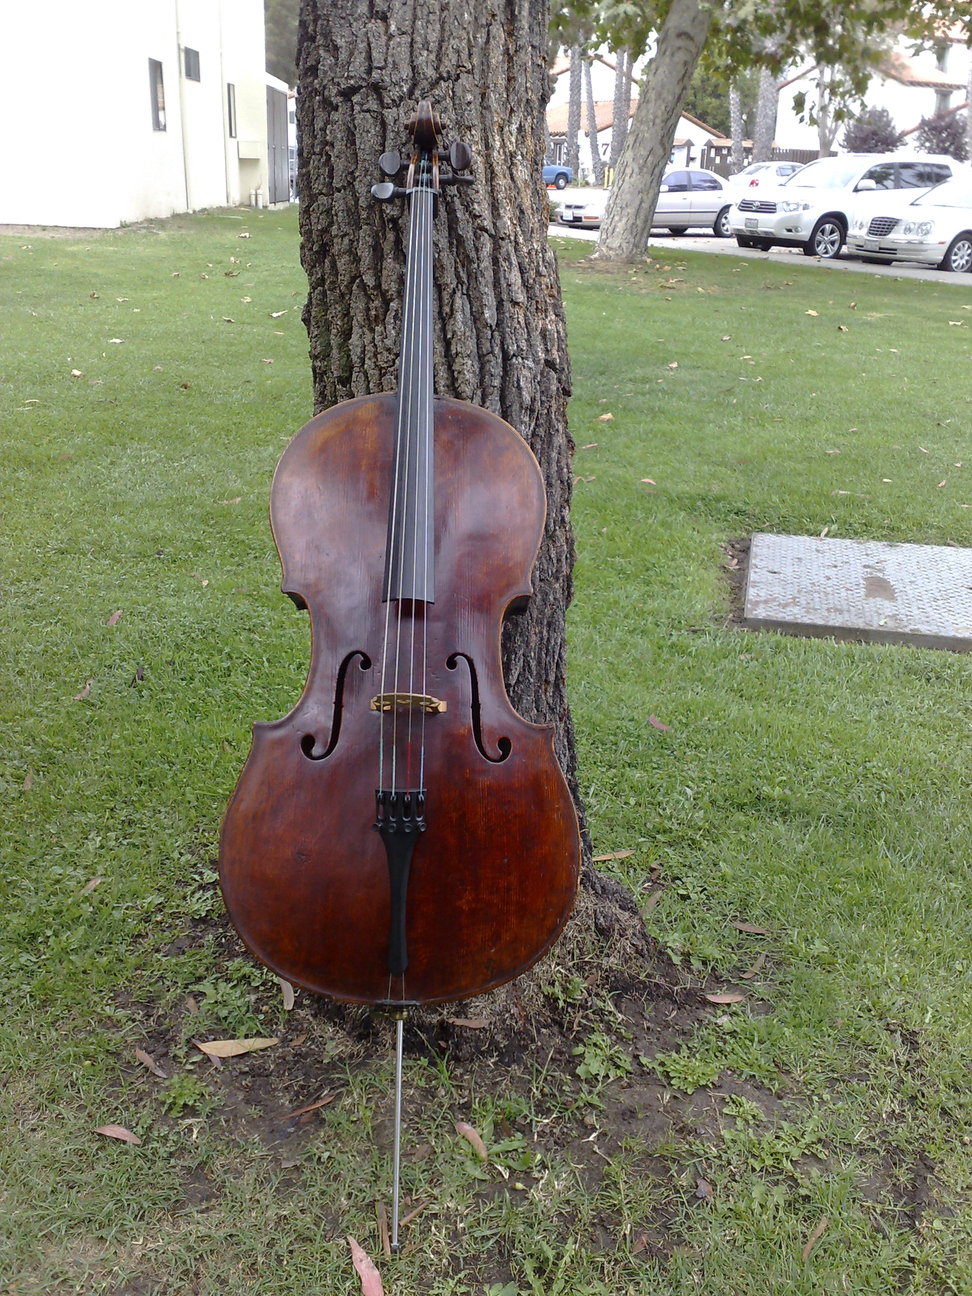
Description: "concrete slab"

(743, 533), (972, 651)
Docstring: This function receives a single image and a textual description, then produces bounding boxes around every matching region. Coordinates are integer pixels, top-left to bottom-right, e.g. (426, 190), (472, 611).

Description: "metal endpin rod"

(390, 1015), (404, 1253)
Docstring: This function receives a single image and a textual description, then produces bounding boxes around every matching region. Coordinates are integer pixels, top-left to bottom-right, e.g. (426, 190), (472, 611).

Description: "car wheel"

(714, 206), (732, 238)
(667, 226), (689, 235)
(940, 233), (972, 273)
(554, 174), (568, 190)
(805, 218), (844, 259)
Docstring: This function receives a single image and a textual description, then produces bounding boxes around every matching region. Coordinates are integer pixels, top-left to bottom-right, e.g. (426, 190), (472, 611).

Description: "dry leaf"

(135, 1047), (167, 1078)
(739, 952), (767, 981)
(22, 771), (33, 791)
(285, 1093), (335, 1120)
(704, 992), (745, 1005)
(81, 877), (103, 895)
(648, 715), (671, 731)
(731, 921), (769, 935)
(805, 309), (818, 316)
(802, 1215), (830, 1261)
(695, 1177), (713, 1201)
(347, 1236), (384, 1296)
(270, 310), (288, 318)
(106, 609), (122, 626)
(447, 1017), (489, 1029)
(836, 324), (848, 332)
(74, 679), (94, 700)
(592, 849), (635, 862)
(640, 477), (657, 485)
(95, 1124), (142, 1145)
(220, 496), (243, 505)
(667, 360), (678, 369)
(279, 978), (295, 1010)
(455, 1120), (488, 1159)
(596, 412), (614, 422)
(70, 368), (84, 377)
(194, 1037), (279, 1059)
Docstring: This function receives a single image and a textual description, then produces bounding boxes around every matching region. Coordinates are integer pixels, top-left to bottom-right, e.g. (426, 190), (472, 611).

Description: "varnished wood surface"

(219, 395), (580, 1005)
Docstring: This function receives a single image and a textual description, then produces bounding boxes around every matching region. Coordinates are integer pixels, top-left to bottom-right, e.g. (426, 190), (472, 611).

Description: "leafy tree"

(580, 0), (972, 262)
(841, 105), (905, 152)
(265, 0), (299, 85)
(915, 112), (969, 161)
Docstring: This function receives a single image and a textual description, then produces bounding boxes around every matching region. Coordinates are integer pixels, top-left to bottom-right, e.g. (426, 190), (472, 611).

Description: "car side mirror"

(856, 179), (877, 191)
(659, 184), (670, 193)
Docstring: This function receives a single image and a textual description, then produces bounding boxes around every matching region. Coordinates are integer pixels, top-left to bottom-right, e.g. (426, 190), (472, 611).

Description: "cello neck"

(384, 152), (436, 605)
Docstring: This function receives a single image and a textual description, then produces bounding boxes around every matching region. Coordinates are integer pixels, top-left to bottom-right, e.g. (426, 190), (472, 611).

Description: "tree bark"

(752, 65), (778, 162)
(729, 81), (744, 173)
(594, 0), (712, 263)
(295, 0), (649, 1034)
(610, 48), (631, 173)
(584, 58), (604, 186)
(566, 46), (582, 174)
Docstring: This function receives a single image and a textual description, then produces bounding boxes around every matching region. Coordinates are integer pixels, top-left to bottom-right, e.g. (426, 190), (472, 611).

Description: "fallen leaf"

(648, 715), (671, 731)
(695, 1177), (713, 1201)
(347, 1236), (384, 1296)
(285, 1093), (335, 1119)
(704, 992), (746, 1005)
(270, 310), (288, 318)
(446, 1017), (489, 1029)
(106, 609), (122, 626)
(81, 877), (103, 895)
(74, 679), (94, 700)
(948, 320), (964, 326)
(108, 338), (125, 344)
(731, 921), (769, 935)
(579, 442), (598, 449)
(667, 360), (678, 369)
(279, 978), (295, 1010)
(194, 1037), (279, 1059)
(220, 496), (243, 505)
(135, 1048), (167, 1078)
(22, 771), (33, 791)
(596, 412), (614, 422)
(70, 368), (84, 378)
(739, 952), (767, 980)
(593, 849), (635, 861)
(129, 666), (145, 686)
(238, 232), (251, 239)
(805, 309), (818, 316)
(95, 1124), (141, 1145)
(802, 1215), (830, 1261)
(455, 1120), (488, 1159)
(222, 316), (235, 323)
(640, 477), (657, 485)
(836, 324), (848, 332)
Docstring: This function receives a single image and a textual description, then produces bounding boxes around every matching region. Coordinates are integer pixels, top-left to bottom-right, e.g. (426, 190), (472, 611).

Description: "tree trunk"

(584, 58), (604, 187)
(566, 46), (582, 174)
(752, 65), (778, 162)
(295, 0), (648, 1036)
(966, 54), (972, 163)
(729, 81), (744, 173)
(595, 0), (712, 263)
(610, 48), (631, 173)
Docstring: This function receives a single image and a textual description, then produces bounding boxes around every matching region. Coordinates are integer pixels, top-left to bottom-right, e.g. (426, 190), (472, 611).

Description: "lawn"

(2, 206), (971, 1295)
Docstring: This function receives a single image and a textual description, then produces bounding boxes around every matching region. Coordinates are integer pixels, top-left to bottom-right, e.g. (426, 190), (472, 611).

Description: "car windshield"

(782, 157), (867, 190)
(913, 179), (972, 208)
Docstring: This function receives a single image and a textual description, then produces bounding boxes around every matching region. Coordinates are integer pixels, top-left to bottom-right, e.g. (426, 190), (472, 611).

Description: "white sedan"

(558, 168), (733, 237)
(846, 177), (972, 272)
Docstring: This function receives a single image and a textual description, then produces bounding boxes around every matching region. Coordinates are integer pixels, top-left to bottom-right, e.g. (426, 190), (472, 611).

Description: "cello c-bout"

(218, 103), (580, 1008)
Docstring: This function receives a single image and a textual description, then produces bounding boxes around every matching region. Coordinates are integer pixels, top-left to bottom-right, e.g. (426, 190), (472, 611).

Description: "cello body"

(219, 393), (580, 1006)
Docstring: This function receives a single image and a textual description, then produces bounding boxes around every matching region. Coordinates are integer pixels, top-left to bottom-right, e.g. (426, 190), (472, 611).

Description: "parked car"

(558, 167), (733, 237)
(543, 164), (573, 189)
(727, 160), (804, 188)
(846, 176), (972, 272)
(729, 153), (957, 259)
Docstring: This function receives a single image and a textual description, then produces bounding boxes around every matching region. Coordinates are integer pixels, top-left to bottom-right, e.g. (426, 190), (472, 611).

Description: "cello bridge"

(370, 692), (447, 714)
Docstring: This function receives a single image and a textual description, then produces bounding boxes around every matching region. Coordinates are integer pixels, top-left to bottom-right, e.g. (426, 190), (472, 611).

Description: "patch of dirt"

(720, 535), (751, 626)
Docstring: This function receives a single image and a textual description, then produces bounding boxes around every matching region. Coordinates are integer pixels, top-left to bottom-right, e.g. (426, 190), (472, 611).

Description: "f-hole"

(446, 652), (511, 763)
(300, 651), (372, 760)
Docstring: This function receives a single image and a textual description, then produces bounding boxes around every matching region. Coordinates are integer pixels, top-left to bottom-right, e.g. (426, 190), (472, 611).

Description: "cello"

(219, 101), (580, 1244)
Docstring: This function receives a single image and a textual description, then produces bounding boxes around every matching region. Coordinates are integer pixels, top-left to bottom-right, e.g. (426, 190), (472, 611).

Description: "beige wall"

(0, 0), (269, 228)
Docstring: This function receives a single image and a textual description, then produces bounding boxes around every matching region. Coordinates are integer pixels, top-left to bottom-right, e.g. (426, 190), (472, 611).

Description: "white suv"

(728, 154), (956, 259)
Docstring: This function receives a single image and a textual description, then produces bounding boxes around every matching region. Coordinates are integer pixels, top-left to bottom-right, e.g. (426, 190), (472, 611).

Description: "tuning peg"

(372, 182), (407, 202)
(448, 141), (472, 172)
(379, 150), (403, 177)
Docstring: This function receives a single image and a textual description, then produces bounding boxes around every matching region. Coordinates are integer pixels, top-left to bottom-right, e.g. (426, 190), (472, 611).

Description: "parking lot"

(549, 188), (972, 284)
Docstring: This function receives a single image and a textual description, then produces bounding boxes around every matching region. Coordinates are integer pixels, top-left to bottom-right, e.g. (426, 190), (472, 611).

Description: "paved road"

(547, 189), (972, 285)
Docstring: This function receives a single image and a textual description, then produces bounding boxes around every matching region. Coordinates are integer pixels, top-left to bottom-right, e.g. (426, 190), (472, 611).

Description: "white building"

(0, 0), (283, 229)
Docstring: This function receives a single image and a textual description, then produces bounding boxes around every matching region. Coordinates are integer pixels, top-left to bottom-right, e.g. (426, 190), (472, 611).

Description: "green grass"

(2, 209), (971, 1294)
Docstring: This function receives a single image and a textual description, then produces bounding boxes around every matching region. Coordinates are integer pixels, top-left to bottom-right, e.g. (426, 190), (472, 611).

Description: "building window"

(149, 59), (166, 130)
(184, 47), (200, 81)
(227, 83), (237, 138)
